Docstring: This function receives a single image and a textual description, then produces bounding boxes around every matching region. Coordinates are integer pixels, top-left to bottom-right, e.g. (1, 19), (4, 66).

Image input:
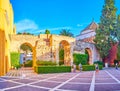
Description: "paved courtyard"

(0, 68), (120, 91)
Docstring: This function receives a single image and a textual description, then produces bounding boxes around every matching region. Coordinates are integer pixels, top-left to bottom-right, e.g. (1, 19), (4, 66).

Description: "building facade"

(76, 21), (98, 43)
(75, 21), (100, 64)
(0, 0), (16, 76)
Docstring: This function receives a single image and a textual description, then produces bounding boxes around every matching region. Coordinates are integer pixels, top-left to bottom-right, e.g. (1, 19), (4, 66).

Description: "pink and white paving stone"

(0, 68), (120, 91)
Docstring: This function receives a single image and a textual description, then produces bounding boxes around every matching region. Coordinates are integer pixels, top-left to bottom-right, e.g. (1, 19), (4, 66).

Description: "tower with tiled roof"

(76, 21), (98, 43)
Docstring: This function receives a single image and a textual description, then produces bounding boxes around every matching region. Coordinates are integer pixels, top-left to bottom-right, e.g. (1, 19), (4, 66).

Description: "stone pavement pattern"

(0, 68), (120, 91)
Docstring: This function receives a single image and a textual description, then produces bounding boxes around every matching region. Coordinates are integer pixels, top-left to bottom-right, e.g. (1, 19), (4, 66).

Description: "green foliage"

(99, 65), (103, 70)
(59, 49), (64, 65)
(59, 29), (74, 37)
(94, 0), (118, 59)
(73, 53), (88, 65)
(117, 15), (120, 42)
(117, 45), (120, 60)
(36, 61), (57, 66)
(17, 32), (22, 34)
(35, 66), (71, 73)
(117, 15), (120, 60)
(82, 65), (95, 71)
(59, 49), (64, 60)
(24, 60), (32, 67)
(59, 60), (64, 65)
(94, 61), (104, 65)
(10, 52), (20, 68)
(20, 44), (32, 52)
(45, 29), (50, 34)
(17, 32), (34, 35)
(82, 65), (103, 71)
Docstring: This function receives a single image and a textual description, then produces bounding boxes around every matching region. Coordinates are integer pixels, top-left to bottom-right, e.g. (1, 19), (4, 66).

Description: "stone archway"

(19, 42), (36, 67)
(74, 41), (100, 65)
(85, 48), (92, 65)
(10, 34), (75, 67)
(59, 40), (71, 66)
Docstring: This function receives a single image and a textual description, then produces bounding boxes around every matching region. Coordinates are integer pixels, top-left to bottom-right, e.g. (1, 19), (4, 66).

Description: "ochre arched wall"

(10, 34), (75, 66)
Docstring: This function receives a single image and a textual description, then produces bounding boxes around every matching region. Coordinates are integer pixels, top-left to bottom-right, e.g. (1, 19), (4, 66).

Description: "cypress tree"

(117, 15), (120, 60)
(94, 0), (117, 59)
(116, 15), (120, 41)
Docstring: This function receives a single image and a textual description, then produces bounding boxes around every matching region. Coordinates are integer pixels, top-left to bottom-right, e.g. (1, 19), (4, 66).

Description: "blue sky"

(10, 0), (120, 36)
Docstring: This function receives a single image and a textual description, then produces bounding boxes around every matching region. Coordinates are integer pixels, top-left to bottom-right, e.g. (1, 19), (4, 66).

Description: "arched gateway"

(74, 40), (100, 65)
(10, 34), (75, 67)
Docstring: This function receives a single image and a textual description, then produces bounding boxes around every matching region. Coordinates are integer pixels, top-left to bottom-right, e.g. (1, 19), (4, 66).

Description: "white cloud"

(77, 24), (83, 27)
(15, 19), (72, 34)
(16, 19), (38, 32)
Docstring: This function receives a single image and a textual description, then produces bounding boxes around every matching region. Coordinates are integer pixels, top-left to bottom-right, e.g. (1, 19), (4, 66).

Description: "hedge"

(94, 61), (104, 65)
(36, 61), (57, 66)
(73, 53), (88, 65)
(10, 52), (20, 68)
(35, 66), (71, 73)
(24, 60), (32, 67)
(76, 65), (103, 71)
(111, 65), (120, 67)
(81, 65), (103, 71)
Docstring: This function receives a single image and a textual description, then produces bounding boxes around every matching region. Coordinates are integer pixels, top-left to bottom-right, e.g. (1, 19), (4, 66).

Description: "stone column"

(64, 45), (71, 66)
(64, 46), (67, 66)
(55, 45), (59, 65)
(33, 47), (36, 68)
(70, 44), (74, 66)
(0, 31), (5, 76)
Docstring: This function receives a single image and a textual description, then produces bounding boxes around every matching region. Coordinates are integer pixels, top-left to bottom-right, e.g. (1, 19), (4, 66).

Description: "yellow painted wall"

(0, 0), (15, 76)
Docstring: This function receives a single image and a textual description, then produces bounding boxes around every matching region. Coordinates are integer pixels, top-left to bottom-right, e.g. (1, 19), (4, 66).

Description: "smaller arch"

(85, 48), (92, 65)
(19, 42), (36, 67)
(59, 40), (71, 66)
(59, 40), (70, 46)
(20, 42), (34, 49)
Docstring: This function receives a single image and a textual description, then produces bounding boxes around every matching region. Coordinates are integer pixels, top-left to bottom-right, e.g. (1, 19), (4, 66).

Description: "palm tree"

(45, 29), (50, 39)
(59, 29), (74, 37)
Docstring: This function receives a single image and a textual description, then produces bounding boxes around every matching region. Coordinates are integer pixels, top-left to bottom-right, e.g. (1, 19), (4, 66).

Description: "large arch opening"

(20, 42), (34, 67)
(85, 48), (92, 64)
(59, 40), (71, 66)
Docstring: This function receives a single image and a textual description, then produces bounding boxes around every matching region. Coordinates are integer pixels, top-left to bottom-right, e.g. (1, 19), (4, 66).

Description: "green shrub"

(76, 65), (103, 71)
(35, 66), (71, 73)
(73, 53), (88, 65)
(59, 49), (64, 60)
(10, 52), (20, 68)
(94, 61), (103, 65)
(24, 60), (32, 67)
(36, 61), (57, 66)
(99, 65), (103, 70)
(82, 65), (95, 71)
(59, 60), (64, 65)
